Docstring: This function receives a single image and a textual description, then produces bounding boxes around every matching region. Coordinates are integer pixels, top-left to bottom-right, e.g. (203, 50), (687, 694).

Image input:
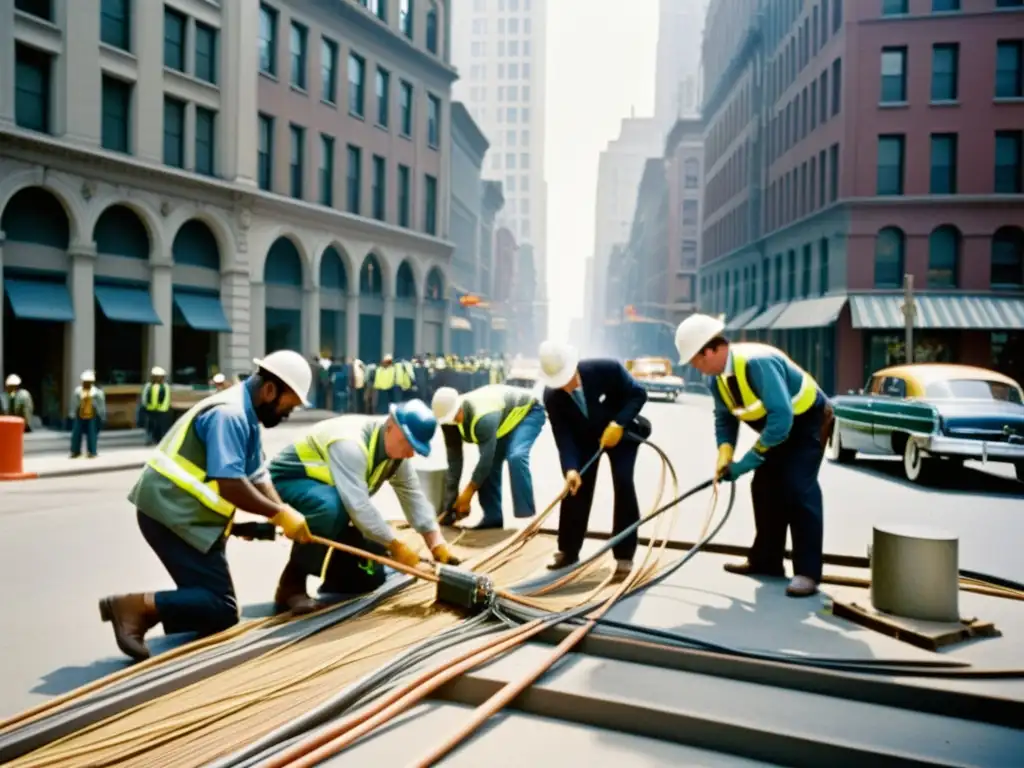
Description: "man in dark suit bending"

(538, 340), (648, 577)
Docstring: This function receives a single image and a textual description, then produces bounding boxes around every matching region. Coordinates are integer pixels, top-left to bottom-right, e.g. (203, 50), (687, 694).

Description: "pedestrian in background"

(69, 370), (105, 458)
(1, 374), (34, 430)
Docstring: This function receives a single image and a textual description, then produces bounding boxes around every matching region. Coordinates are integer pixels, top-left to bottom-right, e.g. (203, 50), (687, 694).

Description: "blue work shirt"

(192, 379), (269, 483)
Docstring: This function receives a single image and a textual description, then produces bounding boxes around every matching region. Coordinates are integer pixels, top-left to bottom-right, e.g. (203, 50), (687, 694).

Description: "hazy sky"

(543, 0), (660, 343)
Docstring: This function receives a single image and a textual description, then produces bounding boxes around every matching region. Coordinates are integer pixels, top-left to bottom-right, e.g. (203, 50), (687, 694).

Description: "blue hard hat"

(389, 399), (436, 456)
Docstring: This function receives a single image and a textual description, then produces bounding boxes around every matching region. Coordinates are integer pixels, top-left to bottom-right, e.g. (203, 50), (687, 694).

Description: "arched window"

(991, 226), (1024, 290)
(927, 225), (960, 289)
(396, 261), (416, 299)
(874, 227), (905, 289)
(426, 2), (438, 54)
(359, 254), (383, 296)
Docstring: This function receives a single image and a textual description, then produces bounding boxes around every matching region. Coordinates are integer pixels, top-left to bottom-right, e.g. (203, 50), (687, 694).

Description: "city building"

(698, 0), (1024, 394)
(654, 0), (709, 130)
(1, 0), (457, 425)
(479, 179), (506, 352)
(450, 0), (549, 339)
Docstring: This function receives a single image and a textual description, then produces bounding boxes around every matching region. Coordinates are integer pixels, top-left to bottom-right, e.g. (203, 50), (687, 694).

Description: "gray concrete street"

(1, 399), (1021, 719)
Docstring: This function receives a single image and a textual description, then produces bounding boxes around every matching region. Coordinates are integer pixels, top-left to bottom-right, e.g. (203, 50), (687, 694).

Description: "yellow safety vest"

(715, 343), (818, 423)
(396, 363), (414, 391)
(292, 417), (393, 494)
(374, 366), (396, 390)
(458, 385), (536, 443)
(146, 383), (171, 412)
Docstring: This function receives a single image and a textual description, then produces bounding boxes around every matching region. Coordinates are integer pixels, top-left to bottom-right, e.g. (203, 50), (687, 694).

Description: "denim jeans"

(477, 403), (547, 525)
(70, 417), (99, 456)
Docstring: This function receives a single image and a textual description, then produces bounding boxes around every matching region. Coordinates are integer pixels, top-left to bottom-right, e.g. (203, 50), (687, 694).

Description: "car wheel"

(826, 422), (856, 464)
(902, 438), (936, 484)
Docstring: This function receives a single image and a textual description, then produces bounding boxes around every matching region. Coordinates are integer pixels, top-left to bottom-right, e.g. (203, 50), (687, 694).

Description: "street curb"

(30, 461), (148, 481)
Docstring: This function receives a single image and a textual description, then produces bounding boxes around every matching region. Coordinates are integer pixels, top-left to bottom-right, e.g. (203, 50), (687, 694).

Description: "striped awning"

(725, 305), (761, 331)
(850, 294), (1024, 330)
(743, 302), (789, 330)
(771, 295), (848, 330)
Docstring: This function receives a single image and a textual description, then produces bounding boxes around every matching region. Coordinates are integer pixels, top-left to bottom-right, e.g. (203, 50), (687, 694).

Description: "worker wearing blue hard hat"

(266, 399), (461, 613)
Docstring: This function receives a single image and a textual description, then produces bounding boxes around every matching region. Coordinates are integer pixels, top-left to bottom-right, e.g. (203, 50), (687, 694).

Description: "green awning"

(725, 305), (761, 331)
(744, 302), (789, 330)
(771, 295), (848, 330)
(850, 294), (1024, 330)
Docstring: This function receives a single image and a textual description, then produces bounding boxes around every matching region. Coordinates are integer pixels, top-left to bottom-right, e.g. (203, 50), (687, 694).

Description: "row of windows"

(471, 0), (533, 14)
(880, 40), (1023, 105)
(470, 15), (533, 35)
(876, 131), (1023, 195)
(882, 0), (1023, 16)
(769, 59), (841, 166)
(490, 128), (532, 149)
(466, 62), (532, 81)
(766, 143), (841, 233)
(467, 84), (533, 104)
(766, 0), (843, 108)
(256, 114), (439, 236)
(468, 39), (534, 58)
(351, 0), (438, 53)
(704, 202), (752, 265)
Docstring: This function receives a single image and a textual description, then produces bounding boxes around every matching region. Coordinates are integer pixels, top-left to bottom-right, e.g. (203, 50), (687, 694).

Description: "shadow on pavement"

(842, 458), (1023, 498)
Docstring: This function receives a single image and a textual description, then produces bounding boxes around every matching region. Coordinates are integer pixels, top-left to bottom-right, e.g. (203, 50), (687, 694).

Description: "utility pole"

(901, 273), (916, 364)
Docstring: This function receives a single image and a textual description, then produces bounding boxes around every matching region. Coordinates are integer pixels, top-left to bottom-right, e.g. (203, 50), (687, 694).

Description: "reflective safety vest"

(292, 416), (395, 494)
(396, 362), (414, 391)
(458, 384), (536, 443)
(145, 388), (239, 527)
(374, 366), (396, 390)
(145, 383), (171, 413)
(715, 343), (818, 423)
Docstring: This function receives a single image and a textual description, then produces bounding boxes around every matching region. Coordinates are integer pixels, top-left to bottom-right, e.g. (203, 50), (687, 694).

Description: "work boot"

(786, 575), (819, 598)
(274, 564), (320, 616)
(613, 559), (633, 579)
(99, 593), (158, 661)
(723, 561), (785, 578)
(547, 551), (579, 570)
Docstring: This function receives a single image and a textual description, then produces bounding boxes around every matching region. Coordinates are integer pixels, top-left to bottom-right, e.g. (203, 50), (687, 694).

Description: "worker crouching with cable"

(266, 400), (461, 614)
(99, 350), (316, 661)
(675, 314), (834, 598)
(431, 383), (546, 530)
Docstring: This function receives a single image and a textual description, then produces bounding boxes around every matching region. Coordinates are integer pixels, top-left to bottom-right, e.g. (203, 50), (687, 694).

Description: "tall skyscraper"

(451, 0), (549, 336)
(654, 0), (709, 130)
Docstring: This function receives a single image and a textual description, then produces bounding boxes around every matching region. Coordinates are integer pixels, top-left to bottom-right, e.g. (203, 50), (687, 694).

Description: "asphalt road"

(1, 398), (1021, 719)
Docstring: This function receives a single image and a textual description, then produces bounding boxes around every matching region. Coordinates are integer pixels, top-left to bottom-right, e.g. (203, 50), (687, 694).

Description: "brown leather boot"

(546, 551), (579, 570)
(274, 564), (320, 616)
(723, 561), (786, 578)
(99, 593), (158, 661)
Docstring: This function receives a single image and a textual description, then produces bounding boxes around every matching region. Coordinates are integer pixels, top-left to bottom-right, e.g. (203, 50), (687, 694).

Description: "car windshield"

(633, 360), (670, 376)
(924, 379), (1023, 404)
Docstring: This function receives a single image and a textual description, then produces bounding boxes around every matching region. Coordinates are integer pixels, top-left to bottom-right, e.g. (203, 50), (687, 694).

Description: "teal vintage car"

(827, 363), (1024, 484)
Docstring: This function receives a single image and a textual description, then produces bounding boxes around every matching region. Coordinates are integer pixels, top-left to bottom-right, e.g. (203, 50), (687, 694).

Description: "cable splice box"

(435, 565), (495, 614)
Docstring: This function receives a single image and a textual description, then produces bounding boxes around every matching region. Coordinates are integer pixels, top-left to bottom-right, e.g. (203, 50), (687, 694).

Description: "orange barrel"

(0, 416), (37, 481)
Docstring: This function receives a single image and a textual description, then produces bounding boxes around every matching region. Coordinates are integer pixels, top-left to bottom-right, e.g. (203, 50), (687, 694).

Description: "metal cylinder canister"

(870, 524), (959, 622)
(435, 565), (494, 614)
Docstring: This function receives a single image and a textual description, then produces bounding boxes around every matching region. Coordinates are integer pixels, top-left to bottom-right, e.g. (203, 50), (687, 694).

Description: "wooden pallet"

(830, 597), (1001, 652)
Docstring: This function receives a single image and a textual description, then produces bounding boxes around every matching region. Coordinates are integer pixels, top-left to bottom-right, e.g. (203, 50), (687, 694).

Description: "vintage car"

(626, 357), (685, 402)
(827, 363), (1024, 484)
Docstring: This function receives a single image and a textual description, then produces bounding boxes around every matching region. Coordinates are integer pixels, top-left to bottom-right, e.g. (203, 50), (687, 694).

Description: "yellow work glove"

(431, 543), (462, 566)
(600, 422), (625, 449)
(715, 444), (735, 479)
(271, 506), (312, 543)
(387, 539), (423, 568)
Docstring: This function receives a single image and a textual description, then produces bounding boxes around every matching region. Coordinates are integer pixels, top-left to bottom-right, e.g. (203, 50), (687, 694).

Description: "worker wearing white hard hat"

(140, 366), (172, 445)
(537, 340), (649, 578)
(1, 373), (35, 429)
(211, 372), (230, 391)
(69, 370), (105, 458)
(99, 349), (315, 662)
(674, 313), (832, 598)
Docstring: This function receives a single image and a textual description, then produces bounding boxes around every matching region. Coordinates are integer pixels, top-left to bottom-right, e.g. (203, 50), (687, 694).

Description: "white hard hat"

(435, 358), (447, 370)
(537, 340), (579, 389)
(431, 387), (461, 424)
(81, 370), (96, 383)
(5, 374), (21, 387)
(212, 373), (226, 384)
(383, 353), (393, 362)
(151, 366), (167, 377)
(253, 350), (312, 406)
(675, 313), (726, 364)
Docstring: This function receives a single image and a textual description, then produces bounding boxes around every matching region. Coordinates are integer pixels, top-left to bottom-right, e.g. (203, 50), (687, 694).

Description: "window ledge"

(878, 101), (909, 109)
(14, 9), (60, 35)
(321, 99), (337, 109)
(164, 66), (220, 97)
(349, 111), (366, 121)
(994, 96), (1024, 104)
(99, 42), (136, 64)
(290, 84), (308, 96)
(929, 99), (959, 107)
(259, 69), (278, 83)
(400, 132), (413, 141)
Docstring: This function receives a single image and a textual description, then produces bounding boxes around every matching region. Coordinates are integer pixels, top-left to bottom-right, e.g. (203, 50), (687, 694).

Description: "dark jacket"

(543, 358), (647, 475)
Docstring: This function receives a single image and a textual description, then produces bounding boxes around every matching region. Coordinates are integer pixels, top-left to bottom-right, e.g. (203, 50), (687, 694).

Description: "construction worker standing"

(674, 313), (834, 598)
(372, 355), (397, 413)
(1, 374), (34, 430)
(69, 370), (105, 458)
(98, 350), (314, 661)
(431, 384), (546, 529)
(140, 367), (172, 445)
(267, 400), (459, 612)
(211, 373), (231, 391)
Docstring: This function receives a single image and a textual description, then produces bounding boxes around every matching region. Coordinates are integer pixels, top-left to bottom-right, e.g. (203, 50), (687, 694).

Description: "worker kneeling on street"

(268, 400), (460, 613)
(675, 314), (834, 598)
(99, 350), (315, 662)
(432, 384), (546, 530)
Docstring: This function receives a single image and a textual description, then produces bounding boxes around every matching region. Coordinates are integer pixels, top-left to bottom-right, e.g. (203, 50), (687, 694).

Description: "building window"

(164, 8), (186, 72)
(319, 134), (334, 206)
(368, 0), (387, 21)
(682, 200), (698, 226)
(882, 0), (907, 14)
(195, 107), (215, 176)
(829, 143), (840, 202)
(932, 0), (960, 10)
(290, 22), (307, 90)
(163, 97), (185, 168)
(880, 47), (905, 103)
(801, 244), (812, 298)
(259, 4), (277, 75)
(349, 53), (366, 117)
(927, 225), (960, 288)
(424, 174), (437, 235)
(427, 94), (441, 148)
(289, 124), (304, 198)
(399, 80), (413, 135)
(681, 240), (698, 269)
(996, 41), (1023, 99)
(819, 238), (830, 294)
(819, 70), (828, 124)
(773, 254), (782, 300)
(874, 227), (905, 288)
(101, 75), (131, 153)
(346, 145), (362, 214)
(930, 133), (957, 194)
(258, 114), (273, 190)
(400, 0), (413, 39)
(195, 23), (218, 84)
(832, 0), (843, 33)
(877, 134), (905, 195)
(16, 0), (53, 21)
(991, 226), (1024, 289)
(426, 1), (439, 54)
(100, 0), (131, 51)
(786, 250), (797, 299)
(372, 155), (386, 221)
(376, 67), (390, 127)
(831, 58), (842, 115)
(321, 38), (338, 103)
(397, 164), (411, 227)
(995, 130), (1023, 193)
(930, 43), (958, 101)
(683, 158), (699, 188)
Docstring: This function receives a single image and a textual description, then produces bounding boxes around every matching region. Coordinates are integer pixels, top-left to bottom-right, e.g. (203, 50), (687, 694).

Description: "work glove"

(715, 444), (735, 480)
(600, 422), (625, 449)
(564, 470), (583, 496)
(271, 506), (312, 544)
(724, 450), (765, 482)
(453, 486), (474, 518)
(431, 543), (462, 566)
(387, 539), (423, 569)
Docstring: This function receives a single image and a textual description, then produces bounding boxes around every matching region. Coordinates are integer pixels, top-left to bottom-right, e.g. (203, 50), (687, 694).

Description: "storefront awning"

(3, 278), (75, 322)
(94, 284), (162, 325)
(743, 302), (789, 330)
(850, 294), (1024, 330)
(725, 305), (761, 331)
(449, 316), (472, 331)
(771, 295), (848, 330)
(173, 291), (232, 333)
